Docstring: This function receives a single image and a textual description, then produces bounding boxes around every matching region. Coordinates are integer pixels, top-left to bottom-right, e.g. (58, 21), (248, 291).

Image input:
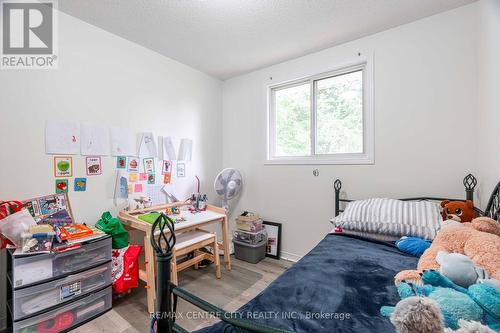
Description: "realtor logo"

(1, 0), (58, 69)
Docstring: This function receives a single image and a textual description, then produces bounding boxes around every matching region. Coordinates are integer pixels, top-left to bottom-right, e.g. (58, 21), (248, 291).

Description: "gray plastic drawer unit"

(12, 286), (112, 333)
(10, 237), (112, 288)
(11, 261), (112, 321)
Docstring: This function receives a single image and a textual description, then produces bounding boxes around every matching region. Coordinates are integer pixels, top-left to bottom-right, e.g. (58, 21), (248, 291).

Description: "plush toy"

(384, 296), (496, 333)
(381, 270), (500, 331)
(395, 217), (500, 284)
(396, 236), (432, 257)
(441, 200), (476, 223)
(436, 251), (491, 288)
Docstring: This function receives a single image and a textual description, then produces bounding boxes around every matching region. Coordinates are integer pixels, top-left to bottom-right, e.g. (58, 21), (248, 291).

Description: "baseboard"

(280, 251), (302, 263)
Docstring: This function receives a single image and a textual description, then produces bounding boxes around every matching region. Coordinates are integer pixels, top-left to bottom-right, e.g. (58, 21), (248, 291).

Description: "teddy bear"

(395, 217), (500, 285)
(441, 200), (476, 223)
(381, 270), (500, 331)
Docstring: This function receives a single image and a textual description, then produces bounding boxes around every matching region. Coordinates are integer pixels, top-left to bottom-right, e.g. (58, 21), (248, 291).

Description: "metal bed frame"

(151, 173), (500, 333)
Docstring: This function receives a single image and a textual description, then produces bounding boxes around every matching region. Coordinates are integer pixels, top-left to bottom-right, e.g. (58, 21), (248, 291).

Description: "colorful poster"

(139, 173), (147, 181)
(176, 163), (186, 177)
(163, 173), (171, 184)
(56, 179), (69, 193)
(161, 160), (172, 174)
(147, 174), (155, 184)
(134, 183), (143, 193)
(129, 173), (139, 182)
(74, 178), (87, 192)
(86, 156), (102, 176)
(54, 156), (73, 178)
(127, 157), (139, 173)
(128, 185), (133, 194)
(116, 156), (126, 169)
(143, 158), (155, 174)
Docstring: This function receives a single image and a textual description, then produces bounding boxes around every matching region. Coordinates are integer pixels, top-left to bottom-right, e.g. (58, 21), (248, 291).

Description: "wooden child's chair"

(170, 229), (221, 284)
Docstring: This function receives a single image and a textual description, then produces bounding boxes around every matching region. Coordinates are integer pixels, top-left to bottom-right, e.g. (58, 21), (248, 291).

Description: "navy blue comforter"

(196, 233), (418, 333)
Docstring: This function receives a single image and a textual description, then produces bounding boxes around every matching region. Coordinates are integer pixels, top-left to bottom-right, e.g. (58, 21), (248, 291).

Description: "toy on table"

(20, 224), (55, 253)
(395, 217), (500, 284)
(381, 270), (500, 331)
(126, 195), (152, 211)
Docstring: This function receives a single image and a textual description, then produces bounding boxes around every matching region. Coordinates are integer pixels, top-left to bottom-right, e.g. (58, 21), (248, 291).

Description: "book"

(58, 224), (93, 241)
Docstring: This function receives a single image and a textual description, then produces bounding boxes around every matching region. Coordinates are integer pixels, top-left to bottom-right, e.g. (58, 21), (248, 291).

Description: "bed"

(151, 174), (500, 333)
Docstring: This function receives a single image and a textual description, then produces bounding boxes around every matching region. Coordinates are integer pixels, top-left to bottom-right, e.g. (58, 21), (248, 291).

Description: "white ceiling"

(59, 0), (475, 79)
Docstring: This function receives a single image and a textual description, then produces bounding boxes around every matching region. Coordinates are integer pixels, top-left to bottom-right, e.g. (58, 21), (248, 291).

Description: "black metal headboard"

(484, 181), (500, 221)
(334, 174), (498, 220)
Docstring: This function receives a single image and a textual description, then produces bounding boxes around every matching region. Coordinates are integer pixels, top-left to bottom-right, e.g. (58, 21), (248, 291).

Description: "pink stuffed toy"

(395, 217), (500, 284)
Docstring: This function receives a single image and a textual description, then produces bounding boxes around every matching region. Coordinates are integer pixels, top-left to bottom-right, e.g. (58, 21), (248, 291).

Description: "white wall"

(0, 11), (223, 225)
(222, 5), (478, 259)
(476, 0), (500, 207)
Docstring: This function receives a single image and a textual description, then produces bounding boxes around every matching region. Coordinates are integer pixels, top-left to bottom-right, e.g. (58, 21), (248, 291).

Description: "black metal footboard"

(151, 173), (499, 333)
(150, 214), (295, 333)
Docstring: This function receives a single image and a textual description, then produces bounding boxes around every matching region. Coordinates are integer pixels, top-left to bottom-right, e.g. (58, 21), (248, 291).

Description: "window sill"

(264, 156), (374, 165)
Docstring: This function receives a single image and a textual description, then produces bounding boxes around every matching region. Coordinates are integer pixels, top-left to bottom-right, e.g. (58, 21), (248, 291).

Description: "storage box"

(235, 215), (263, 232)
(9, 236), (112, 288)
(12, 286), (112, 333)
(233, 229), (267, 245)
(233, 239), (266, 264)
(11, 262), (112, 321)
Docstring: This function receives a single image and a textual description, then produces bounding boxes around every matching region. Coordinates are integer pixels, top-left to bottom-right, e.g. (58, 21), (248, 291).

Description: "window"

(267, 61), (373, 164)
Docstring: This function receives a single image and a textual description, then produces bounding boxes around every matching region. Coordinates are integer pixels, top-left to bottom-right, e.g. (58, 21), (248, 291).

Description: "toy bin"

(233, 229), (267, 245)
(233, 239), (266, 264)
(235, 215), (263, 232)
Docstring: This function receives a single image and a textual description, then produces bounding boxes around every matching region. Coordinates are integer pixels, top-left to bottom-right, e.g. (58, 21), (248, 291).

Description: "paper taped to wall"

(158, 136), (176, 161)
(81, 123), (110, 156)
(138, 132), (157, 157)
(45, 120), (80, 155)
(110, 127), (136, 156)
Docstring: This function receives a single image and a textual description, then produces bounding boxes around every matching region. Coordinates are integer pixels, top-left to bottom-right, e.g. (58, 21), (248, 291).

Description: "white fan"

(214, 168), (243, 212)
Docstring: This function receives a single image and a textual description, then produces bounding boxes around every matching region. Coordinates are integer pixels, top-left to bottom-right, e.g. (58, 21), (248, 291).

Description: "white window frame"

(266, 57), (374, 165)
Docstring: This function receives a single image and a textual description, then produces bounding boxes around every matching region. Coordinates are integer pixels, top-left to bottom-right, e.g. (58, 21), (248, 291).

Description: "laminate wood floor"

(71, 256), (291, 333)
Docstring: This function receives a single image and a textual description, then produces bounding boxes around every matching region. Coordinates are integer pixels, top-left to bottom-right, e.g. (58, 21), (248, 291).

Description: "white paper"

(178, 138), (192, 161)
(110, 127), (136, 156)
(158, 136), (164, 160)
(162, 183), (180, 202)
(138, 132), (157, 157)
(80, 123), (110, 156)
(45, 120), (80, 155)
(148, 184), (167, 205)
(163, 136), (177, 161)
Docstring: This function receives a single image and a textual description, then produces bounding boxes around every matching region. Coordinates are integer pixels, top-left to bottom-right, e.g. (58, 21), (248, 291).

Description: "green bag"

(96, 211), (128, 249)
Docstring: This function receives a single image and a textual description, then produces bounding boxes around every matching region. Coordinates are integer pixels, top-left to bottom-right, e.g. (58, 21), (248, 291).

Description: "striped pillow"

(333, 198), (442, 240)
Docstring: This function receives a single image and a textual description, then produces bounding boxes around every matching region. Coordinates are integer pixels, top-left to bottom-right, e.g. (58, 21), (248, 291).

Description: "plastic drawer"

(11, 261), (112, 321)
(12, 286), (112, 333)
(11, 236), (111, 288)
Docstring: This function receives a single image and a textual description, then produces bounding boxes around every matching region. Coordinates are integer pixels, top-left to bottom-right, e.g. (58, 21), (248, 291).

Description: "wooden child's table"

(118, 202), (231, 314)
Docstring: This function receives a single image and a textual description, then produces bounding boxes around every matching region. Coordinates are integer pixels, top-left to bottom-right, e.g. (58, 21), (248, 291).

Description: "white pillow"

(332, 198), (442, 240)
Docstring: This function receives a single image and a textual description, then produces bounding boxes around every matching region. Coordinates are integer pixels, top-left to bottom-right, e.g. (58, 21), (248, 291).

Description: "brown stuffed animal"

(395, 217), (500, 284)
(440, 200), (476, 223)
